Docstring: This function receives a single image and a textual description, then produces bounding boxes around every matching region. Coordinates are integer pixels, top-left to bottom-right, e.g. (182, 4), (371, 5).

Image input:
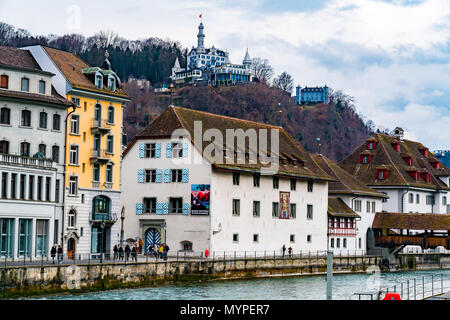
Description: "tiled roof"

(42, 46), (129, 99)
(372, 212), (450, 230)
(328, 197), (360, 218)
(312, 154), (386, 198)
(339, 133), (450, 190)
(0, 86), (73, 107)
(0, 46), (43, 71)
(127, 106), (334, 181)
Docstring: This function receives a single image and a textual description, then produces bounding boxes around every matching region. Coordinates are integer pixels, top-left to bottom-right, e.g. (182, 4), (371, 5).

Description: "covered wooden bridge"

(372, 212), (450, 250)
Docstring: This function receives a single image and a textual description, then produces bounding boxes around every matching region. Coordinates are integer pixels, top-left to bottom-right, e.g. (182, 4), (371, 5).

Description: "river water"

(33, 269), (450, 300)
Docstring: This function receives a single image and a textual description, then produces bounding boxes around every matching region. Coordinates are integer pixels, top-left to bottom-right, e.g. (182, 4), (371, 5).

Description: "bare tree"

(273, 72), (294, 94)
(250, 57), (274, 83)
(88, 30), (120, 48)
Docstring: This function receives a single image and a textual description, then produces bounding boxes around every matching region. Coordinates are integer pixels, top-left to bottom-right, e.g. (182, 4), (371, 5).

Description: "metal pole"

(407, 280), (409, 300)
(431, 275), (434, 296)
(414, 278), (416, 300)
(441, 274), (443, 295)
(326, 250), (333, 300)
(423, 276), (425, 299)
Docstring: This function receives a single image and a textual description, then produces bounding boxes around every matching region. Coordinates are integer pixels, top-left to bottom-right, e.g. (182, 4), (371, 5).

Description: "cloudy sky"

(1, 0), (449, 150)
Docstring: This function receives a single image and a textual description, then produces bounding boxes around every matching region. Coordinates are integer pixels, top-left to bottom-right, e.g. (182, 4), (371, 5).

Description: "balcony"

(0, 153), (55, 170)
(90, 148), (111, 164)
(328, 227), (357, 237)
(90, 118), (112, 135)
(90, 212), (118, 223)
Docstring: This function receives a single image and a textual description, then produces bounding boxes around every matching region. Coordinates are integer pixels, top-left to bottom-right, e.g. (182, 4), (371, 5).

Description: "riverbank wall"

(1, 253), (449, 298)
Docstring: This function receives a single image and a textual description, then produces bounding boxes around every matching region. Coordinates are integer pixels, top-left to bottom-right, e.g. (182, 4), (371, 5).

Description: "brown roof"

(339, 133), (450, 190)
(0, 46), (44, 71)
(126, 106), (334, 181)
(312, 154), (386, 198)
(42, 46), (129, 100)
(0, 87), (73, 107)
(372, 212), (450, 230)
(328, 197), (360, 218)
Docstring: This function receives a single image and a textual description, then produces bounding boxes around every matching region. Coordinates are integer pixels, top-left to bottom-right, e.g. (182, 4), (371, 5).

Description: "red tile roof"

(372, 212), (450, 230)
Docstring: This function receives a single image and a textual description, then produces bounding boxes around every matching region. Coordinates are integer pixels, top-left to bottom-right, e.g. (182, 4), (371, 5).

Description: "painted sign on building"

(191, 184), (210, 215)
(279, 191), (290, 219)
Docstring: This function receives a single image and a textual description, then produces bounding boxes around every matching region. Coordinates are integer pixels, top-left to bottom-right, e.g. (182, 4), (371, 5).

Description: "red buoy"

(383, 293), (401, 300)
(205, 249), (210, 258)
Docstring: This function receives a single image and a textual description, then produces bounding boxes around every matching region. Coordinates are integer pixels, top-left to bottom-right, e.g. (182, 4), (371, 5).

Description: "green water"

(32, 269), (450, 300)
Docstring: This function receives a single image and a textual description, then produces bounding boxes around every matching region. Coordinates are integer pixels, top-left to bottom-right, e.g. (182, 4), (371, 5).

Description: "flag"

(199, 14), (202, 19)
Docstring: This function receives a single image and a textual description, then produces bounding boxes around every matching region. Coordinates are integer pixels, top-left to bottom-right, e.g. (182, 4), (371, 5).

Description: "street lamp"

(100, 220), (105, 263)
(169, 84), (174, 106)
(316, 137), (322, 154)
(162, 221), (167, 260)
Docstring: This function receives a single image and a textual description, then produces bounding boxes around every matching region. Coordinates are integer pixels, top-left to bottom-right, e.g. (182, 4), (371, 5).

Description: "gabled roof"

(124, 106), (334, 181)
(41, 46), (129, 100)
(339, 133), (450, 190)
(0, 46), (53, 76)
(312, 154), (386, 198)
(328, 197), (360, 218)
(372, 212), (450, 230)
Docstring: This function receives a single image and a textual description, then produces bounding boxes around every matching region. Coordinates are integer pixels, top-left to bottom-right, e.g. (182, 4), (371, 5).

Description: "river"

(31, 269), (450, 300)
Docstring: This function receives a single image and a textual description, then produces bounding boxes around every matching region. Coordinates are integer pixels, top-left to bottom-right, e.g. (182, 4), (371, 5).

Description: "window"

(416, 194), (420, 204)
(330, 238), (334, 248)
(93, 164), (100, 182)
(106, 135), (114, 153)
(38, 144), (46, 157)
(354, 200), (362, 212)
(108, 78), (116, 92)
(232, 172), (240, 185)
(366, 201), (370, 212)
(70, 114), (80, 134)
(21, 77), (29, 92)
(272, 202), (279, 217)
(20, 142), (30, 157)
(253, 173), (260, 187)
(290, 234), (295, 243)
(169, 197), (183, 214)
(307, 235), (312, 243)
(145, 143), (156, 158)
(426, 195), (434, 205)
(381, 192), (388, 203)
(273, 176), (279, 189)
(0, 140), (9, 154)
(28, 175), (34, 199)
(409, 193), (414, 204)
(372, 201), (376, 213)
(253, 201), (260, 217)
(55, 179), (60, 203)
(253, 234), (259, 243)
(39, 80), (46, 94)
(0, 75), (8, 89)
(171, 142), (183, 158)
(95, 74), (103, 89)
(145, 169), (157, 183)
(358, 238), (362, 249)
(19, 174), (25, 199)
(37, 176), (42, 200)
(181, 241), (193, 251)
(336, 238), (340, 248)
(443, 196), (447, 206)
(94, 104), (102, 122)
(68, 209), (76, 228)
(233, 233), (239, 243)
(35, 219), (48, 256)
(290, 178), (296, 191)
(92, 196), (111, 216)
(69, 145), (79, 165)
(171, 169), (183, 182)
(52, 145), (59, 163)
(45, 177), (51, 201)
(107, 106), (114, 123)
(291, 203), (296, 219)
(52, 114), (61, 131)
(307, 204), (313, 220)
(232, 199), (240, 216)
(106, 164), (113, 183)
(21, 110), (31, 127)
(71, 97), (80, 107)
(18, 219), (32, 257)
(10, 173), (16, 199)
(1, 172), (7, 198)
(0, 107), (10, 124)
(307, 180), (314, 192)
(144, 198), (157, 213)
(69, 175), (78, 195)
(343, 238), (347, 248)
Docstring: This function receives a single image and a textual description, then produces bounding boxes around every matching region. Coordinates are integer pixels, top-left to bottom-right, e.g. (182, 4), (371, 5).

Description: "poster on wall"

(279, 191), (290, 219)
(191, 184), (210, 215)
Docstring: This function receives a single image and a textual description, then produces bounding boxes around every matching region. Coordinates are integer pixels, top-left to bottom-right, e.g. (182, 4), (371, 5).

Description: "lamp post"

(162, 221), (167, 260)
(278, 103), (282, 127)
(100, 220), (105, 263)
(170, 84), (174, 106)
(317, 137), (322, 154)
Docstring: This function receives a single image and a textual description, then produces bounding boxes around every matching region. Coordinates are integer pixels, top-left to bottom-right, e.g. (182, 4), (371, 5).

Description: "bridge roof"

(372, 212), (450, 231)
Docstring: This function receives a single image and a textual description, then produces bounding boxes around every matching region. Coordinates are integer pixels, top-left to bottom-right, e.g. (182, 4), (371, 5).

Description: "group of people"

(282, 244), (293, 258)
(148, 243), (170, 260)
(113, 244), (138, 262)
(50, 245), (63, 264)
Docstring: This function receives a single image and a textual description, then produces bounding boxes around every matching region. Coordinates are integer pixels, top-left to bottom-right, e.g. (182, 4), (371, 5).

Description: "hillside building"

(0, 46), (73, 260)
(24, 45), (131, 258)
(121, 106), (335, 256)
(295, 85), (329, 105)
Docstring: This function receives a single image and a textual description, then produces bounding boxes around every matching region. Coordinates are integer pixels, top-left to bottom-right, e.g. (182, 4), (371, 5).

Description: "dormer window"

(367, 141), (376, 150)
(402, 155), (413, 166)
(420, 171), (432, 183)
(108, 77), (116, 92)
(391, 141), (400, 152)
(419, 147), (428, 157)
(360, 154), (371, 164)
(95, 74), (103, 89)
(376, 167), (390, 180)
(407, 169), (420, 181)
(429, 160), (440, 169)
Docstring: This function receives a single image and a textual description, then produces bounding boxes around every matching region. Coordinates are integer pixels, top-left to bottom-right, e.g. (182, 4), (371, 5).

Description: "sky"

(0, 0), (449, 150)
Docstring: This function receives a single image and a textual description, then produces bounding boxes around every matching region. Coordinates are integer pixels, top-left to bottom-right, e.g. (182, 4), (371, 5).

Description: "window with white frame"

(145, 169), (157, 183)
(171, 142), (183, 158)
(106, 135), (114, 154)
(144, 197), (157, 214)
(354, 200), (362, 212)
(68, 175), (78, 195)
(232, 199), (240, 216)
(70, 114), (80, 135)
(145, 143), (157, 158)
(105, 164), (113, 183)
(68, 209), (76, 228)
(171, 169), (183, 182)
(69, 145), (79, 165)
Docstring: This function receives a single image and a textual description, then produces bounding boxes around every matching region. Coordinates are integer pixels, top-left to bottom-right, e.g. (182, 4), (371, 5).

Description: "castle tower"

(243, 48), (252, 68)
(197, 22), (205, 51)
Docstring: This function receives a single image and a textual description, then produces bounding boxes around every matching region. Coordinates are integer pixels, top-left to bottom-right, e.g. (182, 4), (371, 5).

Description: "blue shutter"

(182, 142), (188, 158)
(156, 203), (162, 215)
(137, 169), (144, 183)
(155, 143), (161, 158)
(136, 203), (143, 215)
(156, 169), (163, 183)
(166, 143), (172, 158)
(139, 144), (145, 158)
(182, 203), (190, 215)
(164, 169), (171, 183)
(162, 203), (169, 215)
(182, 168), (189, 183)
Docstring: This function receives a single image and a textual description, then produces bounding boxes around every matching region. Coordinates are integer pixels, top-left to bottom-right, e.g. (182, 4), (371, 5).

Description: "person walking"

(50, 245), (57, 264)
(154, 243), (158, 258)
(131, 246), (137, 262)
(139, 238), (144, 254)
(118, 246), (124, 261)
(125, 244), (131, 262)
(158, 244), (164, 259)
(57, 245), (63, 264)
(282, 244), (286, 258)
(288, 246), (292, 258)
(113, 244), (118, 260)
(164, 243), (170, 261)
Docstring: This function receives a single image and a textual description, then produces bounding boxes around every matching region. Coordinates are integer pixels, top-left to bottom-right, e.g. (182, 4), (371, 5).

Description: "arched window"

(0, 75), (8, 89)
(52, 114), (61, 131)
(107, 106), (114, 124)
(21, 77), (29, 92)
(0, 107), (10, 124)
(20, 142), (30, 157)
(180, 241), (193, 251)
(92, 195), (111, 214)
(0, 140), (9, 154)
(21, 110), (31, 127)
(95, 73), (103, 89)
(68, 209), (76, 228)
(39, 112), (47, 129)
(52, 145), (59, 162)
(38, 144), (46, 157)
(94, 104), (101, 122)
(108, 77), (116, 91)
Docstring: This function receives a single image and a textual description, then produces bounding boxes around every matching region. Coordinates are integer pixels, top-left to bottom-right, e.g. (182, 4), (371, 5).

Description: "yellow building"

(25, 45), (131, 257)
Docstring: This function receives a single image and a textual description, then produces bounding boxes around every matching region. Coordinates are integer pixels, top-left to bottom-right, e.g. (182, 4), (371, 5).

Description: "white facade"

(122, 137), (330, 256)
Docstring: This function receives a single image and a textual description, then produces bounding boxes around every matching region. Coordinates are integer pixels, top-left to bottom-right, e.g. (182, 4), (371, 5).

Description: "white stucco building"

(121, 106), (334, 256)
(0, 46), (73, 259)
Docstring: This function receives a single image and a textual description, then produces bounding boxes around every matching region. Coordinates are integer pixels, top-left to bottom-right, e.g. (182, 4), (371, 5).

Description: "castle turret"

(197, 22), (205, 51)
(243, 48), (252, 68)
